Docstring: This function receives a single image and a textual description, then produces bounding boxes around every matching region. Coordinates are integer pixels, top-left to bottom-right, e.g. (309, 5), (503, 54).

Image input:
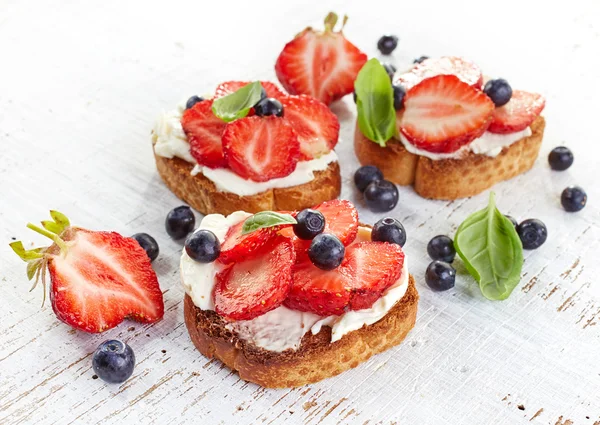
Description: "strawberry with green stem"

(10, 211), (164, 333)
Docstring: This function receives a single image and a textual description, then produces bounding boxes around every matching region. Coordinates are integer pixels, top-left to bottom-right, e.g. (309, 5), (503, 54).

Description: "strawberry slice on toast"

(10, 211), (164, 333)
(275, 12), (367, 105)
(280, 95), (340, 160)
(399, 74), (494, 153)
(181, 99), (227, 168)
(313, 199), (359, 246)
(214, 236), (295, 321)
(487, 90), (545, 134)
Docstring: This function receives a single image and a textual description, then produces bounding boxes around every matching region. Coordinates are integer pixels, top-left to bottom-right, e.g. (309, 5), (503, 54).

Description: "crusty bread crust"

(354, 116), (546, 200)
(183, 275), (418, 388)
(154, 154), (341, 216)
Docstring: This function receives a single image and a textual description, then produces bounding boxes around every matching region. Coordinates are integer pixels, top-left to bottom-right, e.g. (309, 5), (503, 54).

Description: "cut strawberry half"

(215, 81), (287, 100)
(396, 56), (483, 91)
(218, 220), (284, 264)
(280, 95), (340, 160)
(343, 242), (405, 310)
(275, 13), (367, 105)
(399, 74), (495, 153)
(214, 236), (295, 321)
(222, 116), (300, 182)
(284, 258), (350, 316)
(487, 90), (545, 134)
(10, 212), (164, 333)
(181, 99), (227, 168)
(313, 199), (359, 246)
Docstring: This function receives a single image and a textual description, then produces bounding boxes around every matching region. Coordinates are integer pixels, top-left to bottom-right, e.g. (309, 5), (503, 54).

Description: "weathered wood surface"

(1, 0), (599, 424)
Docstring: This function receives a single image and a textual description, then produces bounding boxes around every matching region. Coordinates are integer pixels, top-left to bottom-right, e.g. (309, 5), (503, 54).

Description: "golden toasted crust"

(183, 276), (418, 388)
(354, 116), (546, 200)
(154, 154), (341, 215)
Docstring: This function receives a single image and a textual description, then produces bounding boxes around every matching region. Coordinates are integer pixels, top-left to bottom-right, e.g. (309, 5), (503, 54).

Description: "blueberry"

(413, 56), (429, 64)
(483, 79), (513, 107)
(131, 233), (159, 262)
(185, 96), (204, 110)
(165, 206), (195, 239)
(308, 234), (345, 270)
(548, 146), (574, 171)
(92, 340), (135, 384)
(382, 63), (396, 80)
(561, 186), (587, 212)
(427, 235), (456, 263)
(354, 165), (383, 192)
(364, 180), (399, 212)
(517, 219), (548, 250)
(505, 215), (518, 228)
(393, 84), (406, 110)
(293, 209), (325, 240)
(371, 217), (406, 247)
(377, 35), (398, 55)
(185, 230), (221, 262)
(425, 261), (456, 291)
(254, 98), (284, 117)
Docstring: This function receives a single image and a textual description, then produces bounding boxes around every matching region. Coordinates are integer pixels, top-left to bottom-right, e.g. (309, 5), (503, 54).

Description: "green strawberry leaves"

(212, 81), (263, 122)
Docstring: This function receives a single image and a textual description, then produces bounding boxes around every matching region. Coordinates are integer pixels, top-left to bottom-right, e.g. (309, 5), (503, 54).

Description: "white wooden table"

(1, 0), (599, 423)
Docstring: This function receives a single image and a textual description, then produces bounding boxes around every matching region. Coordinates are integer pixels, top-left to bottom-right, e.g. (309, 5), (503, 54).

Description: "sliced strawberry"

(222, 116), (300, 182)
(487, 90), (545, 134)
(181, 99), (227, 168)
(215, 81), (287, 100)
(284, 258), (350, 316)
(49, 228), (164, 333)
(214, 236), (295, 321)
(399, 75), (494, 153)
(313, 199), (359, 246)
(280, 95), (340, 160)
(342, 242), (405, 310)
(396, 56), (483, 91)
(218, 220), (283, 264)
(275, 14), (367, 105)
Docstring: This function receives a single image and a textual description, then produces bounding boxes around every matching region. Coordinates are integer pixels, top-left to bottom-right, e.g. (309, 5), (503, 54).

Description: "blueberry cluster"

(354, 165), (399, 212)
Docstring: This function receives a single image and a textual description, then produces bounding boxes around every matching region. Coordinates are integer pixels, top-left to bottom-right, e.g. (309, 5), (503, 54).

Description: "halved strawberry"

(313, 199), (359, 246)
(10, 212), (164, 333)
(399, 75), (495, 153)
(275, 13), (367, 105)
(284, 258), (350, 316)
(396, 56), (483, 91)
(218, 220), (281, 264)
(343, 242), (405, 310)
(215, 81), (287, 100)
(181, 99), (227, 168)
(222, 116), (300, 182)
(280, 95), (340, 160)
(487, 90), (545, 134)
(214, 236), (295, 321)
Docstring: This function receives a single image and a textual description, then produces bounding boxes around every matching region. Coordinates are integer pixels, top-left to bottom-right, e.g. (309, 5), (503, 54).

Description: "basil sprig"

(454, 192), (524, 300)
(241, 211), (297, 235)
(212, 81), (263, 122)
(354, 58), (396, 147)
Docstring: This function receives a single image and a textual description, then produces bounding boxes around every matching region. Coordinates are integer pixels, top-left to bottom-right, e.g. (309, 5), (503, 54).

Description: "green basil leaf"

(354, 58), (396, 147)
(454, 192), (524, 300)
(241, 211), (297, 235)
(212, 81), (263, 122)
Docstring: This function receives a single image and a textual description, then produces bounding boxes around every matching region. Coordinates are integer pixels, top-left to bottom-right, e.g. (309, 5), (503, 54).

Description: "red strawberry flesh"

(280, 95), (340, 160)
(214, 236), (295, 321)
(399, 74), (494, 153)
(218, 220), (281, 264)
(49, 228), (164, 333)
(487, 90), (545, 134)
(313, 199), (359, 246)
(181, 99), (227, 168)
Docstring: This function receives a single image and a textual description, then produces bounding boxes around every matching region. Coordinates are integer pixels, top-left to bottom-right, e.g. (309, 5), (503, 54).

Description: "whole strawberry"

(10, 211), (164, 333)
(275, 12), (367, 105)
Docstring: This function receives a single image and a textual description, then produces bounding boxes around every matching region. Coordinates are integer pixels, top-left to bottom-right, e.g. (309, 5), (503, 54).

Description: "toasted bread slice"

(183, 275), (417, 388)
(354, 116), (545, 200)
(154, 153), (341, 216)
